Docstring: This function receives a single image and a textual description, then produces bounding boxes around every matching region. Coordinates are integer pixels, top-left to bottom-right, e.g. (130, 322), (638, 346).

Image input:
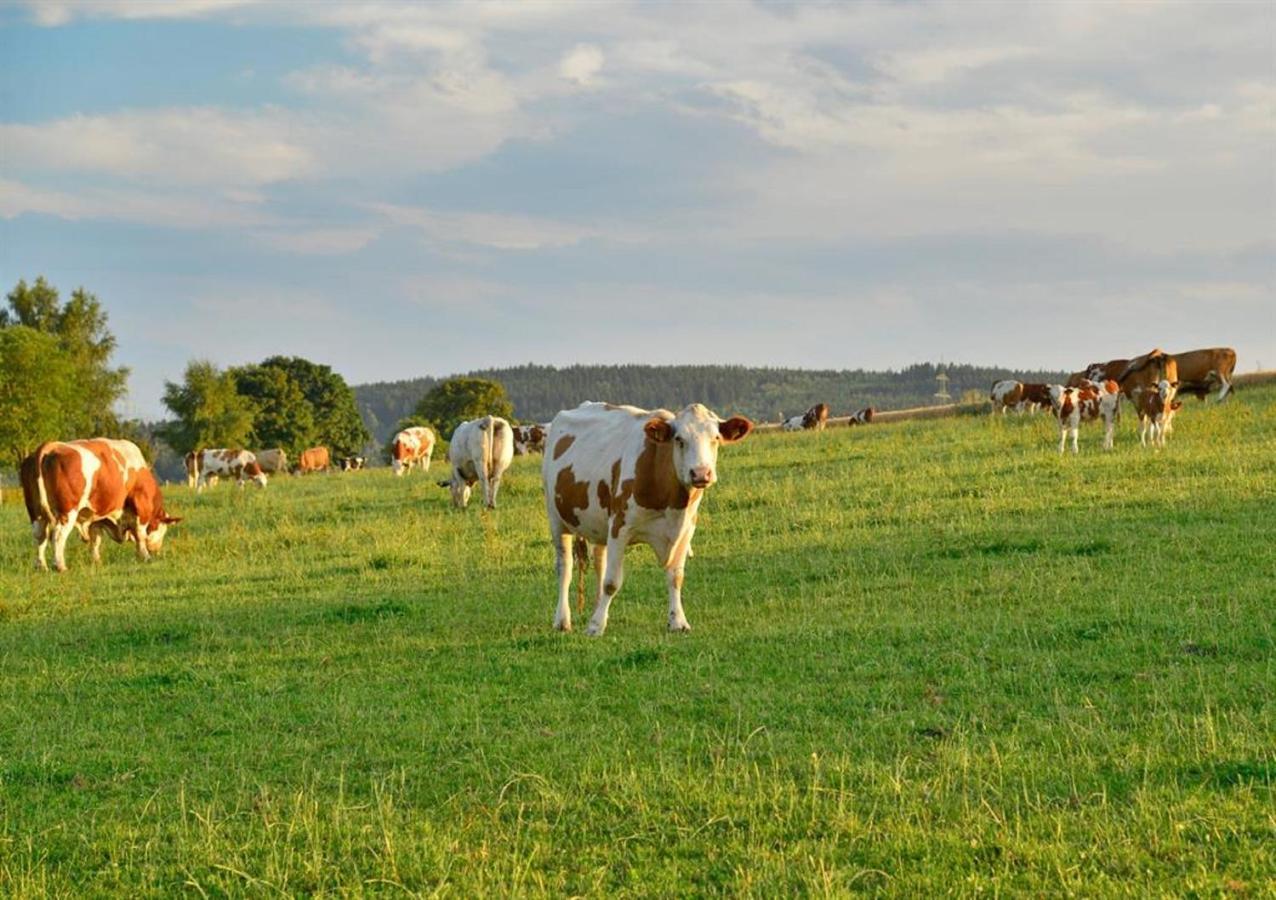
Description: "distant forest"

(354, 362), (1068, 444)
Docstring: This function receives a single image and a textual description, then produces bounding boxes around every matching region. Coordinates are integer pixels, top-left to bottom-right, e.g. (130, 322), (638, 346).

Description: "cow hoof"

(669, 619), (692, 633)
(554, 619), (571, 632)
(585, 621), (607, 637)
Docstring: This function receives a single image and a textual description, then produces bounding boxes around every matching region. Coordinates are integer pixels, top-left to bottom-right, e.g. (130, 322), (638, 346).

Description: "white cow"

(543, 402), (753, 635)
(444, 416), (514, 509)
(191, 449), (268, 491)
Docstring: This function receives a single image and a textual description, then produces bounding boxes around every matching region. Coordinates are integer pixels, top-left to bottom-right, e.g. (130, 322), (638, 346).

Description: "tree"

(158, 360), (256, 453)
(250, 356), (369, 455)
(0, 327), (79, 468)
(232, 363), (316, 458)
(2, 278), (129, 434)
(413, 377), (514, 440)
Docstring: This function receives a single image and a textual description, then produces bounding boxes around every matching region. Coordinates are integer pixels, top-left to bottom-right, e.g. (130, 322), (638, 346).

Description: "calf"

(21, 438), (180, 572)
(1118, 349), (1178, 403)
(1049, 380), (1121, 454)
(296, 446), (330, 474)
(444, 416), (514, 509)
(191, 449), (267, 491)
(512, 424), (548, 456)
(339, 456), (366, 471)
(544, 402), (752, 635)
(1136, 379), (1181, 448)
(390, 426), (435, 476)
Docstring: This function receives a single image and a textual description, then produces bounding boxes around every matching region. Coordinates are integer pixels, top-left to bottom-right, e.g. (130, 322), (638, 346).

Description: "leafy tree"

(413, 377), (514, 440)
(232, 363), (317, 458)
(158, 360), (256, 453)
(251, 356), (369, 456)
(2, 277), (129, 434)
(0, 327), (79, 468)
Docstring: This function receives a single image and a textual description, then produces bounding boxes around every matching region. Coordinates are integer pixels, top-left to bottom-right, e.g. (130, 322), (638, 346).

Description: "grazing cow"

(296, 446), (330, 474)
(1136, 379), (1181, 447)
(782, 403), (830, 431)
(20, 438), (181, 572)
(1117, 349), (1178, 403)
(191, 449), (268, 491)
(512, 424), (548, 456)
(1168, 347), (1236, 402)
(847, 406), (875, 425)
(443, 416), (514, 509)
(256, 448), (288, 475)
(544, 402), (753, 635)
(990, 380), (1023, 414)
(1049, 380), (1122, 454)
(390, 426), (435, 476)
(339, 456), (366, 471)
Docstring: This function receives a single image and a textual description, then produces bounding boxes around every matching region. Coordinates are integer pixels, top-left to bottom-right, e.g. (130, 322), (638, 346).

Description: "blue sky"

(2, 1), (1272, 419)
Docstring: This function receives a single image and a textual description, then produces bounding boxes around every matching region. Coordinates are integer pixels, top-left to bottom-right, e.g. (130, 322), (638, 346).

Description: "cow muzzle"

(689, 468), (714, 489)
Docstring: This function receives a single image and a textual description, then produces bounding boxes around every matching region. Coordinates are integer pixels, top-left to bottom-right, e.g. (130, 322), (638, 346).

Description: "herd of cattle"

(13, 343), (1238, 633)
(989, 346), (1235, 453)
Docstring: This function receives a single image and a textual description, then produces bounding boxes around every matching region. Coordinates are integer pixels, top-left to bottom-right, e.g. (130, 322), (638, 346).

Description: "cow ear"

(644, 417), (674, 443)
(162, 515), (183, 525)
(1170, 380), (1180, 388)
(718, 416), (753, 443)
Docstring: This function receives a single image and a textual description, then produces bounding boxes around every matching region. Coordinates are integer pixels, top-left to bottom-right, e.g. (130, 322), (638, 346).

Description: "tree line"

(354, 361), (1069, 444)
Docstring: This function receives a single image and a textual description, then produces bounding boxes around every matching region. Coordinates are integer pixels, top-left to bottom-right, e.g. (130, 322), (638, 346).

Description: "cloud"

(369, 202), (596, 250)
(0, 177), (277, 228)
(25, 0), (255, 25)
(559, 44), (604, 86)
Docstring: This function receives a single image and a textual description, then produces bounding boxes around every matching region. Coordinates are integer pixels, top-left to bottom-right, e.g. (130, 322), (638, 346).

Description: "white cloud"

(0, 176), (276, 228)
(370, 202), (595, 250)
(25, 0), (255, 25)
(559, 44), (604, 86)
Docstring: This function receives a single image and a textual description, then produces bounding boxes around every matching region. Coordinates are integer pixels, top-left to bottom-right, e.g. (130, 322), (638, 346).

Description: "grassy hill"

(0, 386), (1272, 895)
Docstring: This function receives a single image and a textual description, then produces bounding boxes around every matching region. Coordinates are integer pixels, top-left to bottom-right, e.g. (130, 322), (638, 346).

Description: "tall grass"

(0, 388), (1272, 896)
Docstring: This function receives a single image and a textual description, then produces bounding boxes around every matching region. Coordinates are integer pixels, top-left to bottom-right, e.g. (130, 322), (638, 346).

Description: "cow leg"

(1058, 425), (1067, 454)
(666, 551), (692, 633)
(132, 523), (153, 562)
(88, 524), (105, 564)
(589, 542), (607, 615)
(1069, 426), (1079, 454)
(1218, 376), (1232, 401)
(32, 519), (50, 571)
(587, 538), (626, 636)
(1103, 419), (1115, 451)
(553, 532), (574, 632)
(51, 520), (76, 573)
(486, 474), (502, 509)
(422, 455), (431, 474)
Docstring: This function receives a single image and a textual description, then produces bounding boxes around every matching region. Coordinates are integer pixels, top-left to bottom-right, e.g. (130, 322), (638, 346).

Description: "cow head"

(143, 512), (183, 553)
(245, 460), (268, 488)
(644, 403), (753, 489)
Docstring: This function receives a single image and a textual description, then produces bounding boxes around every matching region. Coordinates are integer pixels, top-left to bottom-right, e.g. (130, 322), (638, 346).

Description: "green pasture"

(1, 387), (1273, 896)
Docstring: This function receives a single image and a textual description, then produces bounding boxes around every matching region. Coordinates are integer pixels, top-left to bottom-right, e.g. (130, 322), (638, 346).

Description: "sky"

(1, 0), (1272, 419)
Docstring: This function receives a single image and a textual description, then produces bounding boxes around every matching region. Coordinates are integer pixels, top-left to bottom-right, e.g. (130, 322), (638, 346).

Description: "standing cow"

(1117, 349), (1178, 403)
(1049, 381), (1122, 454)
(1136, 379), (1182, 448)
(390, 426), (435, 476)
(512, 424), (548, 456)
(443, 416), (514, 509)
(20, 438), (181, 572)
(1168, 347), (1236, 402)
(544, 402), (753, 635)
(256, 448), (289, 475)
(190, 449), (268, 491)
(296, 446), (331, 474)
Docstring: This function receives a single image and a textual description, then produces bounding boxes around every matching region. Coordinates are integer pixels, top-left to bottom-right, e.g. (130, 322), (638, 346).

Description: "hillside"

(2, 384), (1270, 894)
(354, 362), (1069, 443)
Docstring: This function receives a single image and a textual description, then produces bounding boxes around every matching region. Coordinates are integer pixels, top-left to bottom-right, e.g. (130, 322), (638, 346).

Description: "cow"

(390, 426), (435, 476)
(442, 416), (514, 509)
(1168, 347), (1236, 402)
(1049, 380), (1122, 454)
(847, 406), (875, 425)
(339, 456), (366, 471)
(782, 403), (830, 431)
(20, 438), (181, 572)
(544, 402), (753, 635)
(1136, 379), (1182, 447)
(296, 446), (330, 474)
(1069, 359), (1129, 388)
(1117, 349), (1178, 403)
(512, 424), (548, 456)
(256, 448), (288, 475)
(190, 449), (268, 491)
(989, 380), (1023, 414)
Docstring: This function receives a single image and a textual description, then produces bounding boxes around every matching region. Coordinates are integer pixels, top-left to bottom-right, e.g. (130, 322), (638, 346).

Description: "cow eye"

(674, 435), (685, 447)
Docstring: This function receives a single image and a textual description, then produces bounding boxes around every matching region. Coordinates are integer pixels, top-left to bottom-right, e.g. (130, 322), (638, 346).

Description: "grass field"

(1, 387), (1273, 896)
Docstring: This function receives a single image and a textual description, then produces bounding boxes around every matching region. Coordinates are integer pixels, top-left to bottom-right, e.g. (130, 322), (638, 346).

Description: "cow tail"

(484, 418), (497, 479)
(573, 536), (589, 614)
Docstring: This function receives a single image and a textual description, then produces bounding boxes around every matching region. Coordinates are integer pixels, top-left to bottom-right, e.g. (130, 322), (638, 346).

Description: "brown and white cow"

(339, 456), (366, 471)
(990, 380), (1023, 414)
(20, 438), (180, 572)
(847, 406), (875, 425)
(1135, 379), (1181, 448)
(390, 426), (435, 476)
(191, 449), (267, 491)
(443, 416), (514, 509)
(1069, 359), (1130, 388)
(256, 448), (288, 475)
(512, 424), (548, 456)
(1168, 347), (1236, 402)
(782, 403), (830, 431)
(1117, 349), (1178, 403)
(296, 446), (330, 474)
(1049, 380), (1122, 454)
(544, 402), (753, 635)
